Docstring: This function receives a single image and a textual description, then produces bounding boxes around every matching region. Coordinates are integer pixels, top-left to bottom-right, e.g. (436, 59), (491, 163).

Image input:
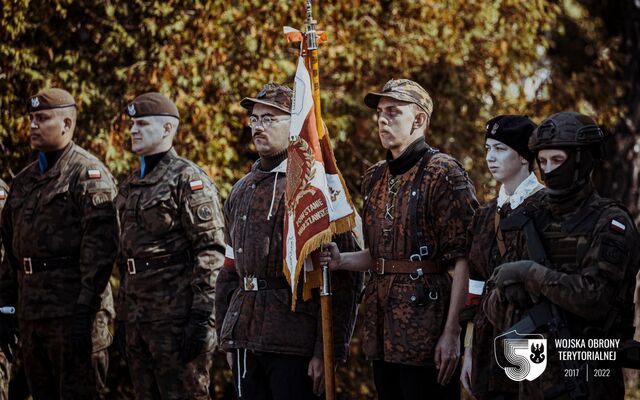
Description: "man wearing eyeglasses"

(215, 83), (361, 400)
(321, 79), (478, 399)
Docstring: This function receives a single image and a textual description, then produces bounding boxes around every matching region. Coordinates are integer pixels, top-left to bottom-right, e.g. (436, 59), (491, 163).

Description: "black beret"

(485, 115), (537, 161)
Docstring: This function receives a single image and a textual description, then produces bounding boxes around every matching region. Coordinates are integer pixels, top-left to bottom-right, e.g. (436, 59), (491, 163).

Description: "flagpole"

(305, 2), (336, 399)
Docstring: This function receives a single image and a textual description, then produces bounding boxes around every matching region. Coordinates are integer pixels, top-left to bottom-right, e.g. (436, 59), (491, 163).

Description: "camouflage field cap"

(240, 83), (293, 114)
(27, 88), (76, 112)
(126, 92), (179, 120)
(364, 79), (433, 116)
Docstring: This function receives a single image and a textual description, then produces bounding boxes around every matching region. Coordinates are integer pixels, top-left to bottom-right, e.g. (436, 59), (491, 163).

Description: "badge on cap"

(190, 180), (204, 191)
(491, 123), (499, 135)
(31, 96), (40, 109)
(610, 219), (626, 234)
(0, 190), (6, 200)
(87, 169), (102, 179)
(127, 103), (136, 116)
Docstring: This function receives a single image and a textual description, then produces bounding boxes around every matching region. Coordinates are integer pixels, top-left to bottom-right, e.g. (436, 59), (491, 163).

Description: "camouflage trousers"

(125, 320), (214, 400)
(20, 317), (97, 400)
(0, 351), (8, 400)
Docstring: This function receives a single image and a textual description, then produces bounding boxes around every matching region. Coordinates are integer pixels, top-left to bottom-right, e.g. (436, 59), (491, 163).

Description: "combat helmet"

(529, 112), (605, 196)
(529, 112), (604, 155)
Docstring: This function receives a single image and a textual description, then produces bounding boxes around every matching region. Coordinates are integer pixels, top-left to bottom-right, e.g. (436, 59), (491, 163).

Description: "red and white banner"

(282, 27), (356, 307)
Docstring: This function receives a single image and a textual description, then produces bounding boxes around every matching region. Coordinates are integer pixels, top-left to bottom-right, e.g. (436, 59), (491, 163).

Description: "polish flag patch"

(190, 180), (204, 191)
(610, 219), (626, 234)
(87, 169), (101, 179)
(0, 190), (6, 200)
(466, 279), (485, 306)
(223, 244), (236, 269)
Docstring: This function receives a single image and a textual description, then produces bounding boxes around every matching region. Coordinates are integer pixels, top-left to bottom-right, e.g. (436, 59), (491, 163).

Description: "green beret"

(126, 92), (179, 120)
(27, 88), (76, 112)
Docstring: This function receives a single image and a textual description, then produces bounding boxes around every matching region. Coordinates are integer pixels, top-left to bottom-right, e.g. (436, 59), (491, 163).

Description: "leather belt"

(125, 251), (191, 275)
(373, 258), (443, 275)
(21, 256), (79, 275)
(242, 276), (290, 291)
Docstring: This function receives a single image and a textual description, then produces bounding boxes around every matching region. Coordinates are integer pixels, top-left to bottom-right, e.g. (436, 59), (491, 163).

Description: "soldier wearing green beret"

(115, 92), (224, 399)
(0, 88), (118, 399)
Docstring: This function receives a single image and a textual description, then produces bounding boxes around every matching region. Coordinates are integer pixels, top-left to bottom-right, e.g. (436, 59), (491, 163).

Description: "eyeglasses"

(248, 115), (290, 128)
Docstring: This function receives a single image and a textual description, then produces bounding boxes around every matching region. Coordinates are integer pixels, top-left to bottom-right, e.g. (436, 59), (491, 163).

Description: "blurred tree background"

(1, 0), (639, 398)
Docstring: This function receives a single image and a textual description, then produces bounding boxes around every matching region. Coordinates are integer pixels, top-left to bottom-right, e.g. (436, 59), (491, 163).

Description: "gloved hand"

(70, 303), (94, 357)
(489, 260), (536, 290)
(180, 309), (210, 364)
(0, 314), (16, 362)
(503, 283), (533, 309)
(114, 320), (127, 358)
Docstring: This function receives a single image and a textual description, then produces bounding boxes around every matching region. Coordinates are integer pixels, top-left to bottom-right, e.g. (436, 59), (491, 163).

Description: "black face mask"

(539, 148), (595, 195)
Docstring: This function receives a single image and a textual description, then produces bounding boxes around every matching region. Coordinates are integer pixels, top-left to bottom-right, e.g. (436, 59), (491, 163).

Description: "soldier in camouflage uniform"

(322, 79), (478, 399)
(0, 177), (11, 400)
(115, 92), (224, 400)
(459, 116), (545, 400)
(0, 88), (118, 399)
(215, 83), (361, 400)
(485, 112), (639, 399)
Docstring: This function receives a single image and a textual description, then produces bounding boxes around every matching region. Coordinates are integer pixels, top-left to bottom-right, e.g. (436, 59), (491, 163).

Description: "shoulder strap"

(361, 161), (387, 220)
(408, 148), (439, 259)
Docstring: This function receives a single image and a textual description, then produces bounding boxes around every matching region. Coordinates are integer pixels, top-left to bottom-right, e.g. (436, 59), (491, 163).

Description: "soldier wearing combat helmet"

(115, 92), (224, 399)
(485, 112), (639, 399)
(0, 88), (118, 399)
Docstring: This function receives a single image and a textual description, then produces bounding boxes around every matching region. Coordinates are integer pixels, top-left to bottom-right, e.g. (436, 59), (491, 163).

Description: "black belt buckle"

(22, 258), (33, 275)
(127, 258), (136, 275)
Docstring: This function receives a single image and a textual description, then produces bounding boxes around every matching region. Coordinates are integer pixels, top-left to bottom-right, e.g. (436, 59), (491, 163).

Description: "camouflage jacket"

(0, 142), (118, 320)
(485, 191), (638, 399)
(0, 179), (8, 294)
(215, 159), (361, 360)
(360, 147), (478, 366)
(465, 189), (546, 398)
(115, 148), (225, 323)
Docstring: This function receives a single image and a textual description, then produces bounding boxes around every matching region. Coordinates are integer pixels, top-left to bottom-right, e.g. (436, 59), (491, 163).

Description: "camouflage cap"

(126, 92), (179, 120)
(27, 88), (76, 112)
(364, 79), (433, 116)
(240, 83), (293, 114)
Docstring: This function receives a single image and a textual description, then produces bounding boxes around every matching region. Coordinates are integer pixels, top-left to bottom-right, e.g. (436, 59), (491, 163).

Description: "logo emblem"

(31, 97), (40, 109)
(127, 103), (136, 116)
(495, 331), (547, 382)
(491, 123), (499, 135)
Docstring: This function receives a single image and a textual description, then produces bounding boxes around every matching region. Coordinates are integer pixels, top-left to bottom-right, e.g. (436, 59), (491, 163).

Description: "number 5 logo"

(494, 331), (547, 382)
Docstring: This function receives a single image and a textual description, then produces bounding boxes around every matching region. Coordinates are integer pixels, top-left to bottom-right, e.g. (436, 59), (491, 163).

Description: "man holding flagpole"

(215, 83), (360, 400)
(321, 79), (478, 399)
